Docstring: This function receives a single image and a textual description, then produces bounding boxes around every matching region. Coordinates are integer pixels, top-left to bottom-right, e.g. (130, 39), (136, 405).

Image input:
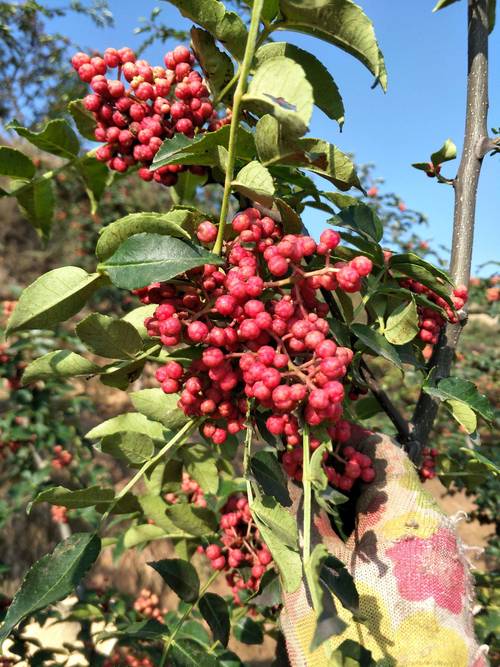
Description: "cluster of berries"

(165, 472), (206, 507)
(419, 446), (439, 480)
(201, 494), (273, 604)
(51, 505), (68, 524)
(401, 279), (468, 345)
(51, 445), (73, 470)
(72, 45), (227, 185)
(135, 208), (373, 447)
(281, 421), (375, 491)
(0, 440), (23, 460)
(104, 650), (153, 667)
(133, 588), (166, 622)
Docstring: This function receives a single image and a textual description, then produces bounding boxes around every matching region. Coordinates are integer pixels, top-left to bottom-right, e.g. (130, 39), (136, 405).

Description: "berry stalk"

(301, 422), (312, 562)
(213, 0), (265, 255)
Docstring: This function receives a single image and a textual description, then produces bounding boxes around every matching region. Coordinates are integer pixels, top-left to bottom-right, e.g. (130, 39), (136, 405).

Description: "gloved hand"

(280, 430), (489, 667)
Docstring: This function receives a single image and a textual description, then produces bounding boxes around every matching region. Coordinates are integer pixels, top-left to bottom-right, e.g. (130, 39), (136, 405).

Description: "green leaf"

(198, 593), (230, 647)
(101, 431), (155, 466)
(8, 119), (80, 159)
(0, 533), (100, 643)
(243, 56), (313, 137)
(130, 388), (189, 430)
(250, 451), (291, 507)
(7, 267), (105, 334)
(32, 486), (115, 509)
(14, 177), (55, 238)
(355, 395), (382, 420)
(0, 146), (35, 179)
(323, 192), (360, 209)
(76, 313), (143, 359)
(384, 299), (419, 345)
(148, 558), (199, 602)
(22, 350), (101, 384)
(278, 0), (387, 90)
(101, 233), (224, 290)
(351, 323), (403, 369)
(98, 618), (166, 641)
(166, 503), (218, 536)
(180, 443), (219, 494)
(68, 99), (97, 142)
(96, 212), (191, 261)
(170, 638), (217, 667)
(256, 116), (360, 190)
(190, 27), (234, 97)
(85, 413), (165, 441)
(139, 495), (192, 536)
(432, 0), (460, 11)
(152, 125), (254, 169)
(320, 555), (359, 614)
(99, 357), (146, 390)
(232, 161), (275, 206)
(166, 0), (248, 60)
(424, 377), (495, 423)
(389, 252), (452, 284)
(123, 524), (168, 548)
(329, 204), (382, 243)
(233, 617), (263, 645)
(77, 155), (110, 214)
(445, 400), (477, 434)
(255, 42), (344, 126)
(121, 304), (157, 339)
(251, 496), (298, 548)
(331, 639), (374, 667)
(430, 138), (457, 166)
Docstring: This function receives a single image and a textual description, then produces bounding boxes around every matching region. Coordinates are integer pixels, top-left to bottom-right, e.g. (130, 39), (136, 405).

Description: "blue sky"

(50, 0), (499, 275)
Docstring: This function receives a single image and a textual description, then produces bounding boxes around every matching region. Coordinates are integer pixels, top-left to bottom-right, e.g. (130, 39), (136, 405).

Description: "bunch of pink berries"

(71, 45), (228, 185)
(164, 472), (207, 508)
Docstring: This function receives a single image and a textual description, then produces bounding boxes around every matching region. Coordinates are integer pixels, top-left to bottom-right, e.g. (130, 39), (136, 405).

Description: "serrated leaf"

(148, 558), (199, 602)
(101, 432), (155, 465)
(329, 204), (382, 242)
(85, 413), (166, 441)
(68, 99), (97, 142)
(251, 496), (298, 548)
(233, 617), (263, 645)
(101, 233), (224, 290)
(190, 27), (234, 98)
(14, 177), (55, 238)
(170, 638), (217, 667)
(32, 486), (115, 509)
(76, 313), (143, 359)
(0, 146), (35, 179)
(351, 323), (403, 369)
(7, 267), (105, 334)
(256, 116), (360, 190)
(243, 56), (313, 137)
(424, 377), (495, 423)
(199, 593), (230, 646)
(278, 0), (387, 90)
(232, 161), (275, 206)
(166, 503), (218, 536)
(96, 212), (191, 261)
(130, 388), (189, 430)
(152, 124), (254, 169)
(22, 350), (101, 384)
(166, 0), (248, 60)
(445, 400), (477, 434)
(8, 119), (80, 159)
(250, 451), (291, 506)
(123, 524), (168, 548)
(180, 443), (219, 494)
(255, 42), (344, 126)
(431, 138), (457, 166)
(0, 533), (100, 643)
(384, 300), (419, 345)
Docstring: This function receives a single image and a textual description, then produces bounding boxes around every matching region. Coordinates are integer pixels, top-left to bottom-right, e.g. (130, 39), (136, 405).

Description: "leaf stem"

(213, 0), (265, 255)
(160, 569), (220, 666)
(302, 421), (312, 562)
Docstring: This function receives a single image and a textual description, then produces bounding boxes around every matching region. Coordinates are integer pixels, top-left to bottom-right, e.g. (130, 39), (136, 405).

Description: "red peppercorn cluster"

(104, 649), (153, 667)
(71, 45), (225, 185)
(165, 472), (207, 507)
(51, 444), (73, 470)
(281, 420), (375, 491)
(202, 494), (273, 604)
(419, 446), (439, 480)
(135, 208), (373, 447)
(133, 588), (166, 622)
(51, 505), (68, 524)
(401, 280), (468, 345)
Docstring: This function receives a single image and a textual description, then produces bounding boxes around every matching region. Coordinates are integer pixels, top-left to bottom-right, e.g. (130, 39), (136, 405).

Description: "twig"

(411, 0), (490, 459)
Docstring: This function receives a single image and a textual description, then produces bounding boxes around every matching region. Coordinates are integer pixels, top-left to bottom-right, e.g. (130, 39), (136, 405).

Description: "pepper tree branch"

(411, 0), (490, 458)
